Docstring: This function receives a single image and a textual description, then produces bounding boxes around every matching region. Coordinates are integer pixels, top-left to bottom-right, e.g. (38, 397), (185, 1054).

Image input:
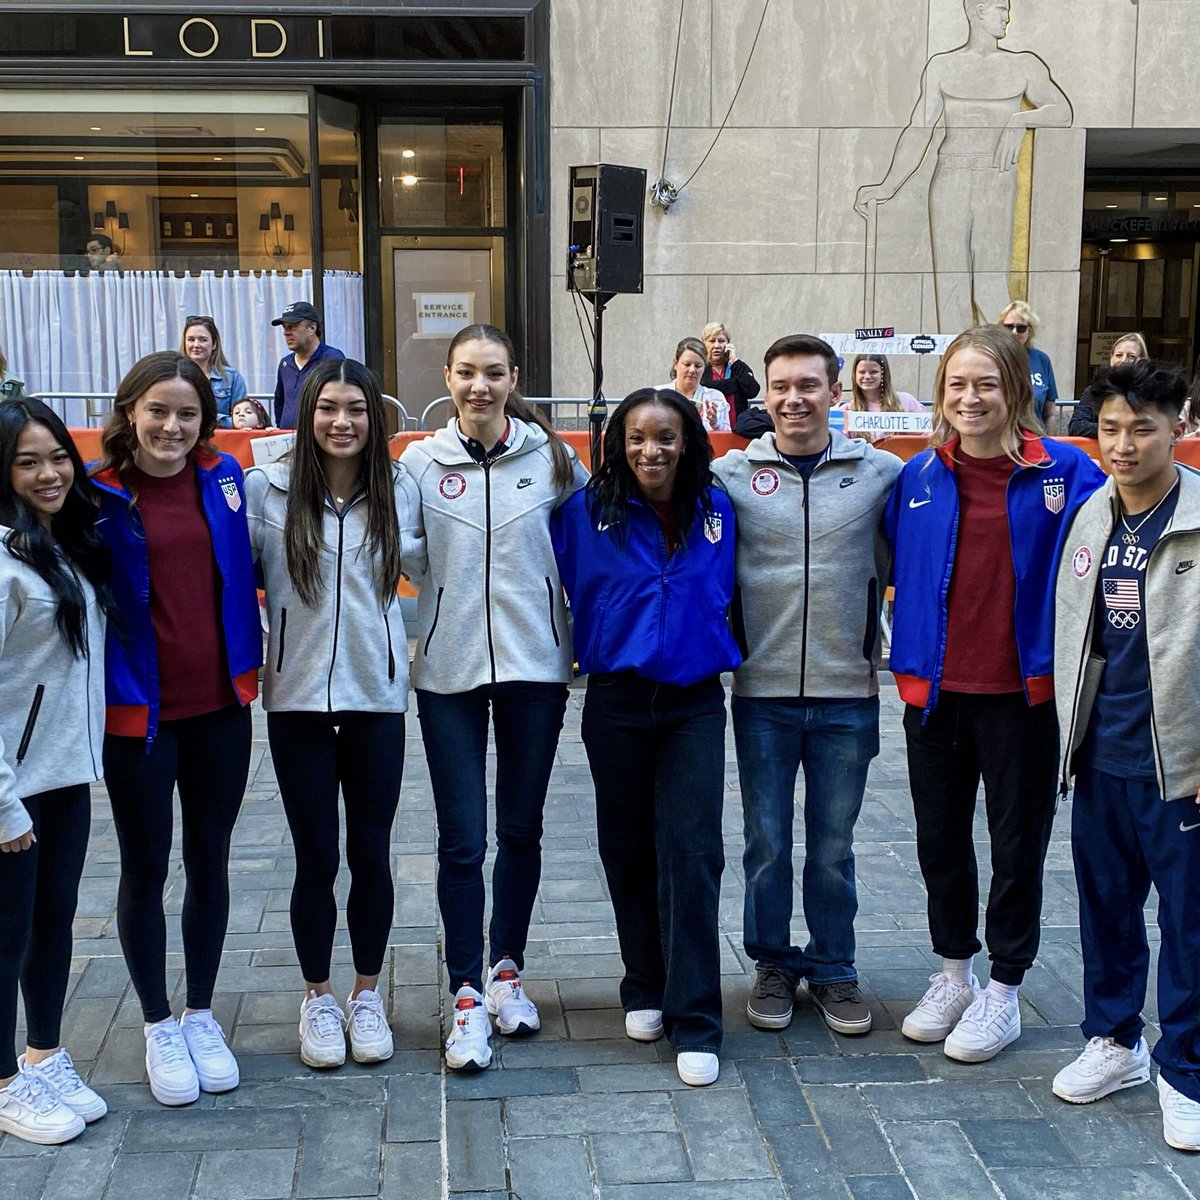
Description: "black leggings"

(104, 704), (252, 1023)
(267, 711), (405, 983)
(0, 785), (91, 1079)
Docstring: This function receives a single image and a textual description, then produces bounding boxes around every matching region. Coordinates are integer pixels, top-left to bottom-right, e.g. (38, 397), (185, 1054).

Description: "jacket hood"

(1090, 464), (1200, 534)
(418, 416), (546, 466)
(744, 429), (869, 464)
(933, 431), (1052, 471)
(91, 445), (225, 494)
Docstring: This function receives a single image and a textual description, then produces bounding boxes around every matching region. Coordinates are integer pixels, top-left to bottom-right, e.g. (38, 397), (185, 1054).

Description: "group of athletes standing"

(0, 320), (1197, 1156)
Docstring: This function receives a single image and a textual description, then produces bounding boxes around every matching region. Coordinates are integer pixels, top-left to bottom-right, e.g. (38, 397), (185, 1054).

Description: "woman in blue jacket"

(884, 326), (1104, 1064)
(180, 316), (249, 429)
(92, 352), (262, 1108)
(552, 387), (740, 1088)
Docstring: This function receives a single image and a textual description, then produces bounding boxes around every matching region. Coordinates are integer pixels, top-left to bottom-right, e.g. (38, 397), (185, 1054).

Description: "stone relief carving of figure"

(854, 0), (1073, 334)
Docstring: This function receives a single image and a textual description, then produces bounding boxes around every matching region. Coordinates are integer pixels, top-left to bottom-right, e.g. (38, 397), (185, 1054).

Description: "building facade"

(0, 0), (1197, 415)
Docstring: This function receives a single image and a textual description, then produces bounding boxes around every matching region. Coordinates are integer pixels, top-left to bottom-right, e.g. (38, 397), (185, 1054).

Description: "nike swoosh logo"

(908, 498), (932, 509)
(1176, 563), (1195, 575)
(1181, 821), (1200, 832)
(517, 479), (534, 489)
(839, 479), (857, 489)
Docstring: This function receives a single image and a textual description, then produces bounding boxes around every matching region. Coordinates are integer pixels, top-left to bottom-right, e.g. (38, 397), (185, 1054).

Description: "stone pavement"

(6, 676), (1195, 1200)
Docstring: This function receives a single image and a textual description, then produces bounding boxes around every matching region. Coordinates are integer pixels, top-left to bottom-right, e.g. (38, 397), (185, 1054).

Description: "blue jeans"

(417, 682), (568, 993)
(733, 694), (879, 984)
(582, 672), (726, 1055)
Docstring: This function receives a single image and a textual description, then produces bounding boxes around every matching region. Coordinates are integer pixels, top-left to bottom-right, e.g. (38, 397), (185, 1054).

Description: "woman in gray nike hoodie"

(245, 359), (425, 1071)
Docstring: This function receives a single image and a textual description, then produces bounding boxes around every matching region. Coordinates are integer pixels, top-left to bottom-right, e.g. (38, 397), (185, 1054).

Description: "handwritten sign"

(821, 333), (956, 357)
(843, 409), (932, 436)
(250, 432), (296, 465)
(414, 292), (473, 338)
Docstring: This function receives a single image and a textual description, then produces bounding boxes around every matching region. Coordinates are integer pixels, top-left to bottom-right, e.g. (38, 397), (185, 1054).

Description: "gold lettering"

(318, 18), (326, 58)
(251, 18), (286, 58)
(178, 17), (220, 58)
(122, 16), (153, 56)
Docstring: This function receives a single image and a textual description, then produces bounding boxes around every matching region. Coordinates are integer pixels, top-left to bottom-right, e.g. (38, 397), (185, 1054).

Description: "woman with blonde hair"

(837, 354), (923, 441)
(997, 300), (1058, 430)
(884, 325), (1104, 1065)
(179, 316), (248, 429)
(700, 322), (759, 420)
(1068, 333), (1150, 438)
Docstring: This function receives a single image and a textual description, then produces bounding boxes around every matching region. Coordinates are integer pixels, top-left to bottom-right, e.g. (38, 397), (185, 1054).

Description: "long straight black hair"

(586, 387), (715, 549)
(0, 398), (115, 656)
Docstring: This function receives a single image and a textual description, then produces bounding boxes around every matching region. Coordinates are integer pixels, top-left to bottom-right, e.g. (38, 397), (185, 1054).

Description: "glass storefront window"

(0, 89), (311, 271)
(379, 118), (504, 229)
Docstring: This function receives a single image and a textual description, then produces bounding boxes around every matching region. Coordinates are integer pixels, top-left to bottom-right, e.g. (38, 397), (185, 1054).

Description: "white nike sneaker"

(347, 989), (394, 1063)
(445, 986), (492, 1071)
(299, 992), (348, 1069)
(484, 959), (540, 1037)
(1052, 1036), (1150, 1104)
(0, 1064), (85, 1145)
(144, 1018), (200, 1106)
(180, 1010), (240, 1093)
(19, 1049), (107, 1122)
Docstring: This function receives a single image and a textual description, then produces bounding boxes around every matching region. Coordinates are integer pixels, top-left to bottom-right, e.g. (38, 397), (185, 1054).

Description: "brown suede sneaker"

(808, 980), (872, 1035)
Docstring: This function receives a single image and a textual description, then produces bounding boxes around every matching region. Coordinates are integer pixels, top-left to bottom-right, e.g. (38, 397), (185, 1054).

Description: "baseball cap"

(272, 301), (320, 327)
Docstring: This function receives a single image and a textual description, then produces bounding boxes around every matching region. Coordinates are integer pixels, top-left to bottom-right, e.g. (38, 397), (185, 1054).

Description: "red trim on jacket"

(232, 668), (259, 706)
(106, 704), (150, 738)
(894, 674), (931, 708)
(933, 431), (1051, 472)
(1025, 674), (1054, 706)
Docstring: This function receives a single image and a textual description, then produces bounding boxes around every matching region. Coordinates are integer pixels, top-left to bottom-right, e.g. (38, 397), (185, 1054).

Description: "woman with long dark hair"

(403, 323), (586, 1071)
(246, 359), (423, 1069)
(552, 387), (740, 1087)
(885, 326), (1104, 1063)
(91, 351), (262, 1107)
(0, 399), (113, 1144)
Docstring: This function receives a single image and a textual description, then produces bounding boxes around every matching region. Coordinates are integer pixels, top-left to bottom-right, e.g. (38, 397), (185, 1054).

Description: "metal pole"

(587, 292), (613, 472)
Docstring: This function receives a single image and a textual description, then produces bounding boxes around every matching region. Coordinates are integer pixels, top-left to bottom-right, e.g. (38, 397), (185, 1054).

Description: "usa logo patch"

(219, 477), (241, 513)
(1043, 477), (1065, 515)
(751, 468), (779, 496)
(1072, 547), (1092, 579)
(439, 472), (467, 500)
(704, 514), (723, 544)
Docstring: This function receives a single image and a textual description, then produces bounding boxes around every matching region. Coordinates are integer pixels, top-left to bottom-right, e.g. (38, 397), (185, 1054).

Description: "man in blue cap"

(272, 301), (344, 429)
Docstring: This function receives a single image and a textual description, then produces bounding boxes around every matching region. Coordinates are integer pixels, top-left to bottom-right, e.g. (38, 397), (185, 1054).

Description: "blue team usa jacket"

(884, 435), (1105, 716)
(551, 486), (741, 687)
(92, 449), (263, 741)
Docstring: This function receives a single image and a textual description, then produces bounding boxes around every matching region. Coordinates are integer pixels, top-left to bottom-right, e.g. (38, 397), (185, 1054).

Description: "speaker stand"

(584, 290), (615, 471)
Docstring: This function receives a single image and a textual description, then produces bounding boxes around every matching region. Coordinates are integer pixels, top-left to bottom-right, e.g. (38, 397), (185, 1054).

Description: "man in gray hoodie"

(712, 334), (902, 1036)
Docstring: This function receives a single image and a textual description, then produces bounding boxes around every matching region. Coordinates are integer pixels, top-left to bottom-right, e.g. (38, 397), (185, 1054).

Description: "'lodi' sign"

(121, 16), (324, 60)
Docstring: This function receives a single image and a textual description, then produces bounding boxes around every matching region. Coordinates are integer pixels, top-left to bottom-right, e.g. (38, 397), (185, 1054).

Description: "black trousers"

(104, 704), (252, 1023)
(267, 710), (406, 983)
(0, 785), (91, 1078)
(903, 691), (1059, 986)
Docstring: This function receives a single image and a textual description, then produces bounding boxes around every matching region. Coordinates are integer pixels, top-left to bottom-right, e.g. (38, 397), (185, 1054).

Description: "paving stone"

(605, 1184), (787, 1199)
(592, 1130), (691, 1185)
(763, 1122), (850, 1199)
(506, 1092), (676, 1137)
(381, 1141), (443, 1200)
(804, 1085), (898, 1175)
(883, 1121), (994, 1199)
(386, 1073), (442, 1142)
(958, 1117), (1075, 1168)
(673, 1087), (775, 1181)
(445, 1066), (576, 1099)
(794, 1053), (927, 1085)
(297, 1105), (384, 1198)
(737, 1059), (813, 1126)
(508, 1135), (593, 1200)
(194, 1148), (297, 1199)
(863, 1079), (1040, 1121)
(846, 1177), (916, 1200)
(106, 1151), (199, 1200)
(39, 1147), (115, 1200)
(444, 1099), (505, 1194)
(2, 1155), (50, 1199)
(988, 1166), (1190, 1199)
(125, 1107), (302, 1153)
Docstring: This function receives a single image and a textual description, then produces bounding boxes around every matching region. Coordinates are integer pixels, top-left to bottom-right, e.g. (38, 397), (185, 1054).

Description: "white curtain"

(0, 269), (365, 423)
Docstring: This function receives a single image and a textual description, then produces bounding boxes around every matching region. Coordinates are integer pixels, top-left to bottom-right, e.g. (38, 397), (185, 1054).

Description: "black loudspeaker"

(566, 163), (646, 295)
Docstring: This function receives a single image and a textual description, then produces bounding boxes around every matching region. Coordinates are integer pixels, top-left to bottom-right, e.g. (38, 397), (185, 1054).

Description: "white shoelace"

(8, 1065), (60, 1114)
(348, 995), (386, 1035)
(305, 999), (346, 1040)
(921, 973), (966, 1009)
(184, 1015), (228, 1055)
(1077, 1035), (1123, 1070)
(32, 1049), (85, 1095)
(148, 1022), (191, 1068)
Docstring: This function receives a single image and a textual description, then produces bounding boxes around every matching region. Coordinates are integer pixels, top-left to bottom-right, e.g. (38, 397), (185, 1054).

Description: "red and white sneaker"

(484, 958), (540, 1037)
(445, 986), (492, 1071)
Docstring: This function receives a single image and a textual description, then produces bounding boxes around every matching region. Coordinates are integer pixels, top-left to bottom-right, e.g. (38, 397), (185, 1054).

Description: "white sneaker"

(299, 992), (348, 1069)
(20, 1049), (107, 1122)
(484, 959), (540, 1037)
(445, 986), (492, 1071)
(1053, 1036), (1151, 1104)
(347, 989), (394, 1063)
(0, 1064), (85, 1145)
(625, 1009), (665, 1042)
(944, 989), (1021, 1063)
(677, 1052), (719, 1087)
(180, 1011), (239, 1093)
(901, 972), (980, 1043)
(144, 1019), (200, 1106)
(1159, 1074), (1200, 1151)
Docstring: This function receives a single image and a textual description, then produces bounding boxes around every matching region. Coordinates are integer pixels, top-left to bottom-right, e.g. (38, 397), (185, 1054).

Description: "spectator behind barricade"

(230, 398), (273, 431)
(998, 301), (1058, 431)
(701, 322), (760, 421)
(83, 234), (121, 272)
(1178, 352), (1200, 439)
(660, 337), (730, 432)
(0, 343), (24, 401)
(271, 302), (344, 430)
(180, 316), (248, 430)
(1068, 333), (1148, 439)
(837, 354), (923, 442)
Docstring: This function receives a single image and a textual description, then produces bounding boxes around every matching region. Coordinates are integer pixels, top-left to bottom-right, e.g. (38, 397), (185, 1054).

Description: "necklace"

(1120, 478), (1178, 545)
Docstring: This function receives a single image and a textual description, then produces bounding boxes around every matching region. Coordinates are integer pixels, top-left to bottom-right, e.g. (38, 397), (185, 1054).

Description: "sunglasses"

(1003, 322), (1030, 334)
(184, 315), (215, 325)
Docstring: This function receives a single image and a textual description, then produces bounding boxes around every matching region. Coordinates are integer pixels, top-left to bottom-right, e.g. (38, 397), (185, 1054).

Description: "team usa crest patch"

(439, 472), (467, 500)
(1043, 477), (1065, 515)
(704, 515), (723, 544)
(1072, 546), (1092, 579)
(751, 468), (780, 496)
(219, 478), (241, 512)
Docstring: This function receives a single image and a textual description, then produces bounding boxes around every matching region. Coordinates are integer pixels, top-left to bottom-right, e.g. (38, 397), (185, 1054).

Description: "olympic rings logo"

(1107, 610), (1140, 630)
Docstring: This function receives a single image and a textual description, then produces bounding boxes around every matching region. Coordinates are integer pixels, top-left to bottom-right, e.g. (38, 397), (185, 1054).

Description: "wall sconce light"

(337, 173), (359, 224)
(259, 201), (294, 259)
(92, 200), (130, 255)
